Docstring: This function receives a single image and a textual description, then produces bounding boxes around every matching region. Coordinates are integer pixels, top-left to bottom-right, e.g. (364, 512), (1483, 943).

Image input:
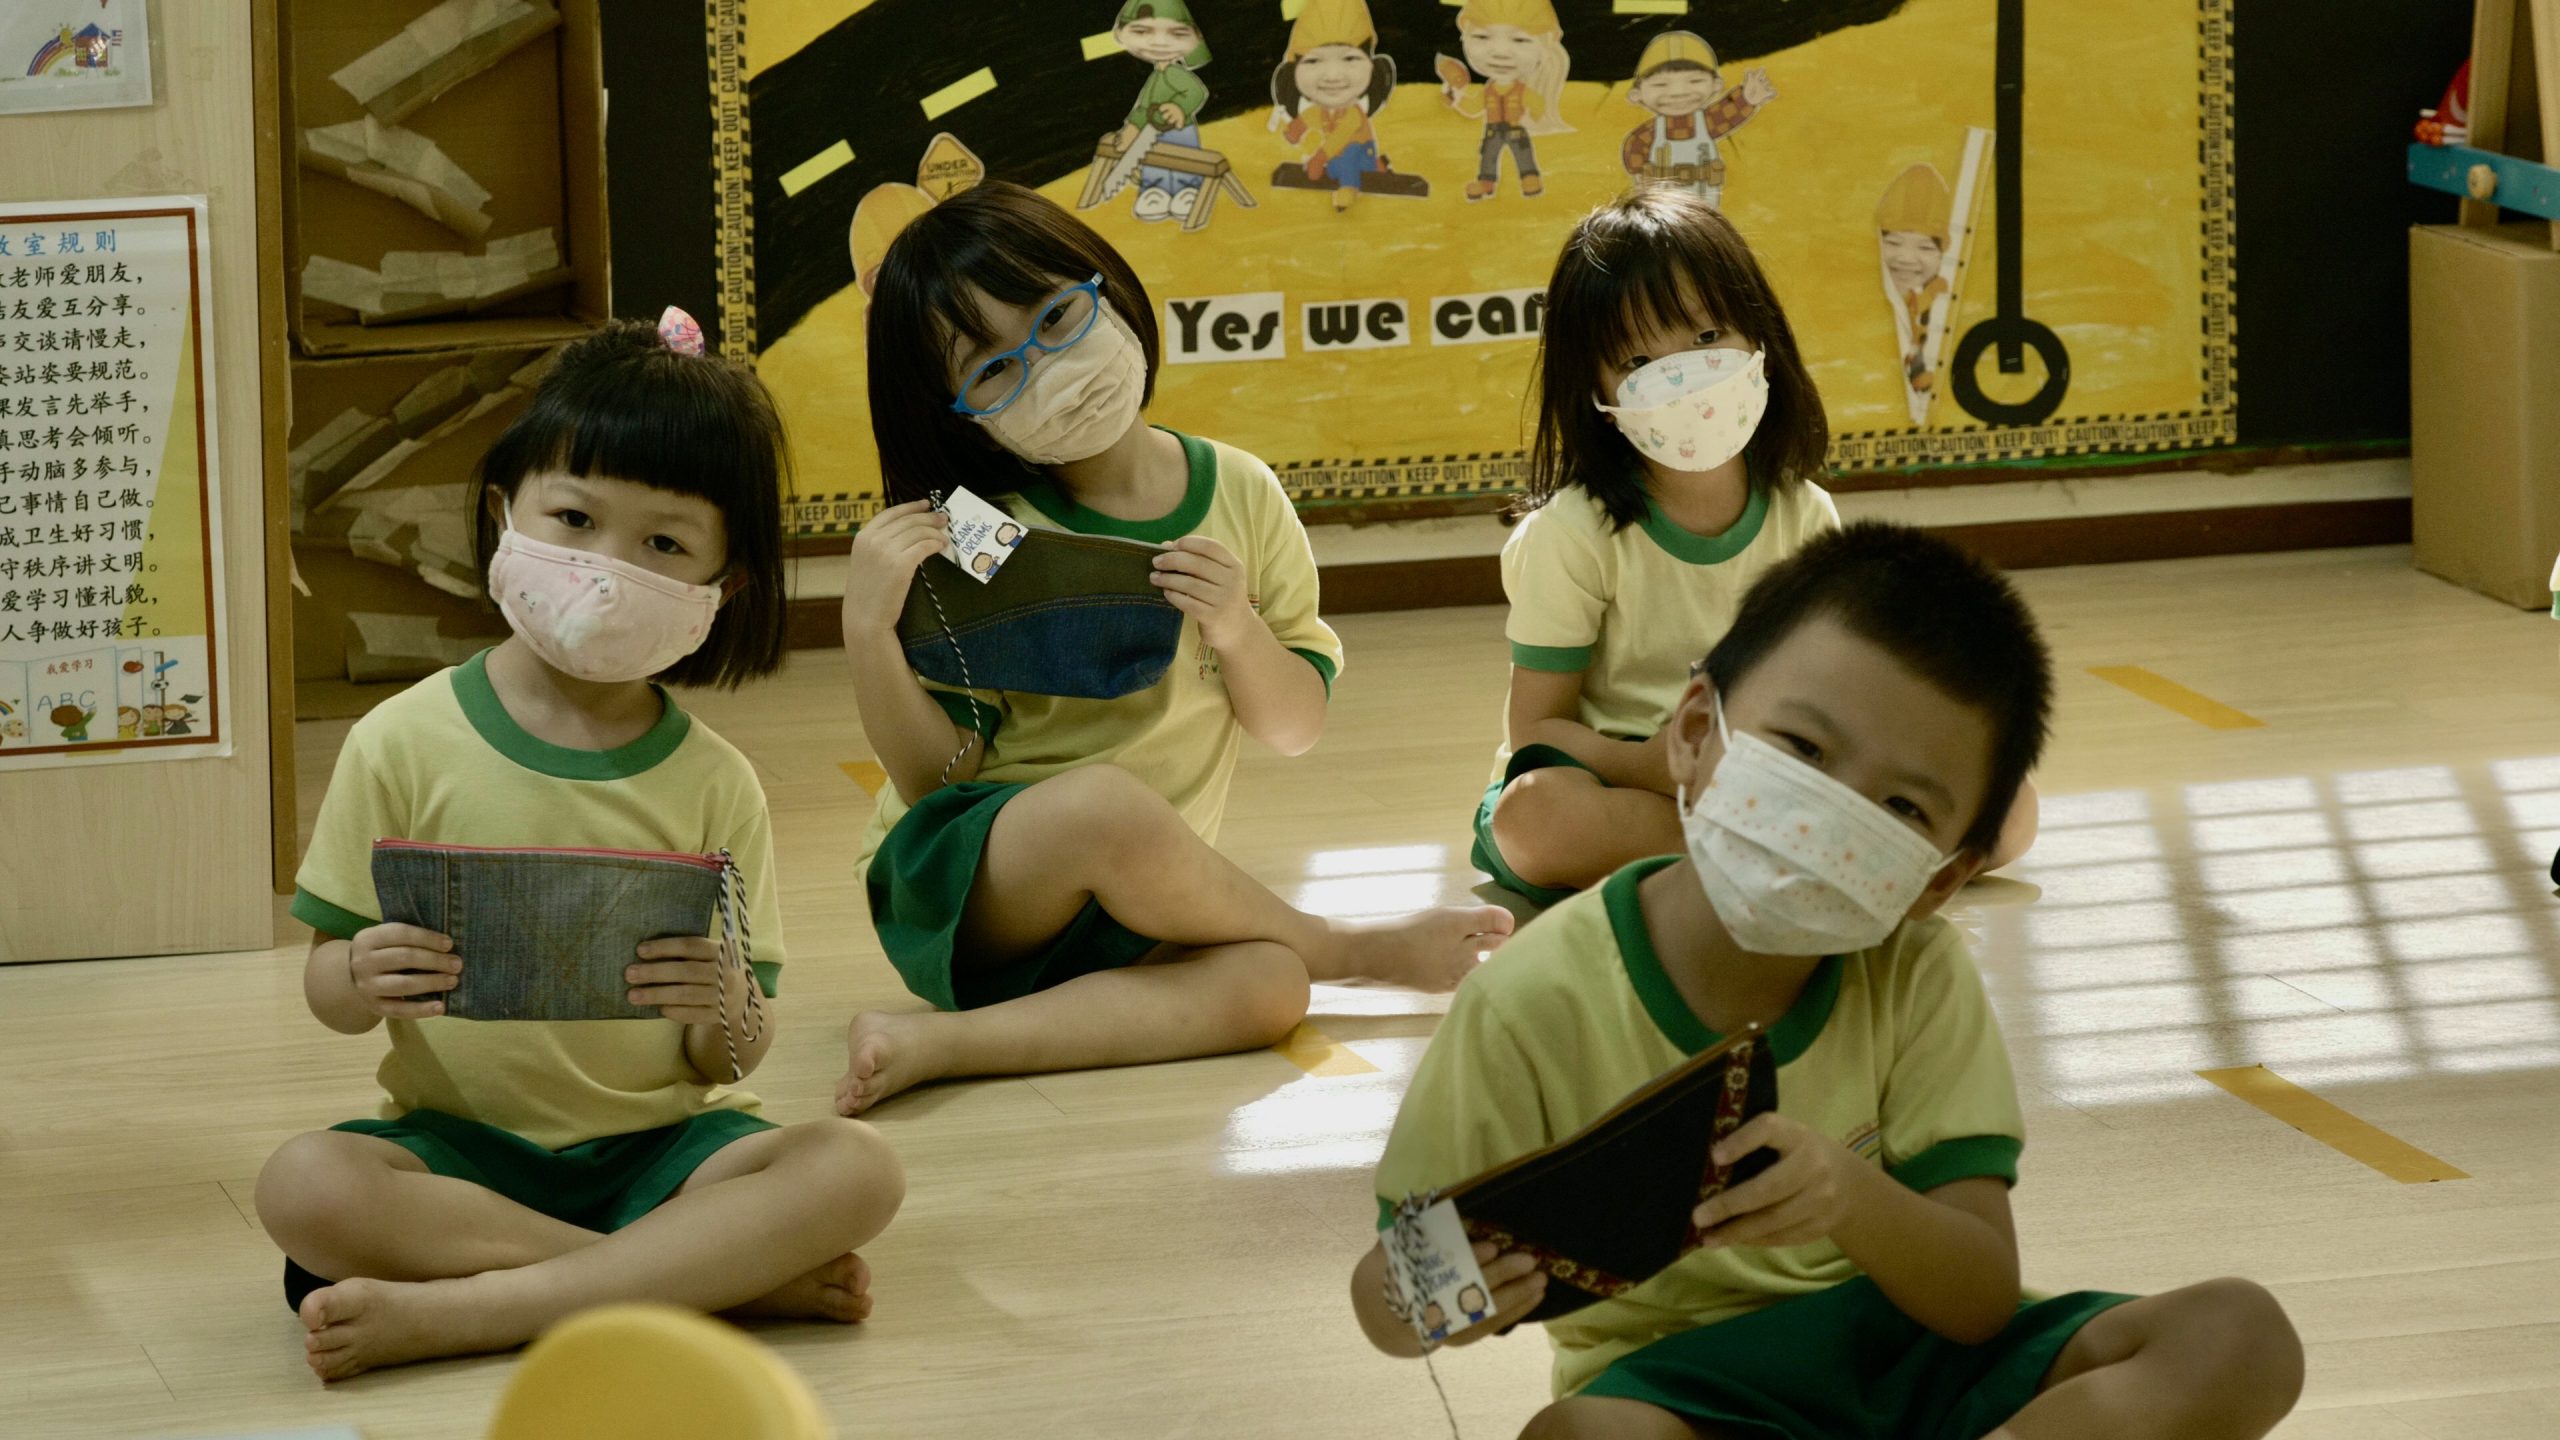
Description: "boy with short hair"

(1353, 523), (2302, 1439)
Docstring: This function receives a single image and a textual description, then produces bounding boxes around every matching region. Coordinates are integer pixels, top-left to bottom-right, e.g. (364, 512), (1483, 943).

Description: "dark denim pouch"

(896, 528), (1184, 701)
(370, 841), (726, 1022)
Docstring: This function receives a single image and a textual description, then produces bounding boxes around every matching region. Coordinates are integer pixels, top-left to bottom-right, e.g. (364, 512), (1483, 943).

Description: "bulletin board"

(0, 198), (228, 771)
(722, 0), (2235, 538)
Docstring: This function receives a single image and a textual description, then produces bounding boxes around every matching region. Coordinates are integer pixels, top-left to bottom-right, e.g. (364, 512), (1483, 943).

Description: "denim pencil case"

(896, 526), (1183, 701)
(1392, 1025), (1779, 1327)
(369, 840), (765, 1076)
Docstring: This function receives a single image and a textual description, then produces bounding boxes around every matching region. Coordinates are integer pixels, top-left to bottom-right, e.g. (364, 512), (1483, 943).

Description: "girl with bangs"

(1471, 188), (1835, 907)
(1473, 189), (2038, 909)
(839, 183), (1513, 1114)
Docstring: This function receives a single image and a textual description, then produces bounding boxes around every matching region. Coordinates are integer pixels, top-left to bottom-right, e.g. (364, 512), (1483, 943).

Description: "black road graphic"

(1948, 0), (2068, 426)
(746, 0), (1912, 348)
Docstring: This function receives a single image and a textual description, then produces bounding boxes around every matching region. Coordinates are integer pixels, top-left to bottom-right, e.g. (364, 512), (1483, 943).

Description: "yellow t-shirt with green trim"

(291, 650), (786, 1152)
(1372, 857), (2024, 1397)
(1496, 480), (1837, 776)
(857, 430), (1344, 874)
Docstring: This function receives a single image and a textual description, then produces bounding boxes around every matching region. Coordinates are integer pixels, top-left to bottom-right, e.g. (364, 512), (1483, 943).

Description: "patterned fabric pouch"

(370, 840), (765, 1078)
(1397, 1025), (1780, 1325)
(896, 527), (1183, 701)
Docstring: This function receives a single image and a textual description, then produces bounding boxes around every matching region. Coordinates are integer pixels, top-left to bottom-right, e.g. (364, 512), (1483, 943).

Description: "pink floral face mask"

(487, 517), (722, 684)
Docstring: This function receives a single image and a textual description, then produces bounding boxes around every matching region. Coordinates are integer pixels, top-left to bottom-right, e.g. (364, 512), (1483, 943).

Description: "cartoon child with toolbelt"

(1876, 165), (1955, 395)
(1439, 0), (1571, 202)
(1269, 0), (1424, 213)
(1106, 1), (1213, 225)
(1619, 31), (1776, 210)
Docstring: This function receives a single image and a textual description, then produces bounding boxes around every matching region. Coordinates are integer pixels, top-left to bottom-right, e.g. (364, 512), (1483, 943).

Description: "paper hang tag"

(936, 486), (1027, 585)
(1383, 1196), (1497, 1350)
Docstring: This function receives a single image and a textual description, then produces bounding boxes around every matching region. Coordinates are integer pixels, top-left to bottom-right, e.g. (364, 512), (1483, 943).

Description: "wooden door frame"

(253, 0), (297, 894)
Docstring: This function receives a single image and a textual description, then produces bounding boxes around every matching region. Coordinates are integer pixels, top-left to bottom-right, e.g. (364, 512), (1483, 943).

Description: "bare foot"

(300, 1276), (511, 1381)
(1326, 905), (1514, 991)
(727, 1252), (873, 1325)
(836, 1011), (947, 1116)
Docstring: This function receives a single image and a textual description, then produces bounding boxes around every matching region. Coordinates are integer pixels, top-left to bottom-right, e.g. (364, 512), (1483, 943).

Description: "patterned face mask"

(1679, 690), (1953, 956)
(488, 517), (722, 684)
(1596, 348), (1768, 473)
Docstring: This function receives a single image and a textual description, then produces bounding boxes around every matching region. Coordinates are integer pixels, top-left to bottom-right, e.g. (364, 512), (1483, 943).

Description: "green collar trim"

(1640, 480), (1768, 565)
(453, 649), (691, 781)
(1018, 428), (1216, 542)
(1605, 857), (1841, 1063)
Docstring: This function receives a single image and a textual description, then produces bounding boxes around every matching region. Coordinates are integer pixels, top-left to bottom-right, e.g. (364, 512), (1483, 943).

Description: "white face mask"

(1680, 691), (1952, 956)
(976, 306), (1149, 466)
(1596, 347), (1768, 473)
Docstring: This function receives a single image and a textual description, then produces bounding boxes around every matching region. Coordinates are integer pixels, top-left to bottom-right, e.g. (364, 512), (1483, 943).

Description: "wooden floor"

(5, 545), (2559, 1440)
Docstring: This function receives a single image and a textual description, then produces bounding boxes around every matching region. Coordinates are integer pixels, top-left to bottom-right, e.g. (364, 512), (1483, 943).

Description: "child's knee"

(1227, 943), (1311, 1044)
(1028, 764), (1176, 859)
(253, 1131), (378, 1247)
(1490, 769), (1583, 882)
(1519, 1396), (1700, 1440)
(2182, 1278), (2303, 1395)
(787, 1117), (907, 1232)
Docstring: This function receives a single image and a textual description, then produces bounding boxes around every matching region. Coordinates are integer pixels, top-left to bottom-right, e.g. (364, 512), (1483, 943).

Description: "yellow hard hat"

(1288, 0), (1376, 57)
(1875, 164), (1953, 239)
(1635, 30), (1717, 77)
(1458, 0), (1560, 33)
(849, 183), (935, 298)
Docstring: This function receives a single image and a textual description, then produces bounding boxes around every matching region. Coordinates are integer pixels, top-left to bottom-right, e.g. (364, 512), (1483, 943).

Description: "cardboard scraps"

(300, 230), (564, 324)
(300, 255), (388, 315)
(342, 483), (478, 596)
(347, 610), (489, 683)
(287, 407), (398, 523)
(300, 117), (495, 237)
(331, 0), (563, 125)
(289, 344), (557, 544)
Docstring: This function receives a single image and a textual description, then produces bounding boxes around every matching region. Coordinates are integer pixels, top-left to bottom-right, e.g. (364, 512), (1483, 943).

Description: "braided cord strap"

(713, 849), (765, 1084)
(923, 491), (986, 785)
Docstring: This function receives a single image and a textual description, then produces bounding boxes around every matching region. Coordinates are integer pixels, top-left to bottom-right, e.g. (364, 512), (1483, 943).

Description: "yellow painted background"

(755, 0), (2216, 514)
(124, 310), (206, 640)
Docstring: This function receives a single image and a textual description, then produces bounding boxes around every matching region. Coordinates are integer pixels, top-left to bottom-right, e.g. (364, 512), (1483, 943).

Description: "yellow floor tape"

(839, 760), (887, 797)
(2198, 1065), (2468, 1183)
(1276, 1022), (1378, 1076)
(2088, 666), (2266, 730)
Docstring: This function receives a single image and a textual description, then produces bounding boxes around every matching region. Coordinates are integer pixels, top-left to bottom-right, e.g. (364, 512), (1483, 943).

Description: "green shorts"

(1469, 743), (1603, 908)
(1579, 1275), (2136, 1437)
(868, 777), (1164, 1012)
(280, 1107), (775, 1310)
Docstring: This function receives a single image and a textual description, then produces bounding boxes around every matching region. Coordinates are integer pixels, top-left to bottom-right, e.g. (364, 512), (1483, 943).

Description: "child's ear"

(1905, 849), (1983, 923)
(718, 573), (748, 603)
(1663, 671), (1718, 793)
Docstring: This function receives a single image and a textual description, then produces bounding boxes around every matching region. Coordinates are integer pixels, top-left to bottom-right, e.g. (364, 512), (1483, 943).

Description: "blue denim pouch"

(370, 841), (740, 1024)
(896, 528), (1183, 701)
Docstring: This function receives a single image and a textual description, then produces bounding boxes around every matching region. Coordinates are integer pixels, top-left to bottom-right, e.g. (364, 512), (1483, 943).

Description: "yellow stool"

(485, 1305), (832, 1440)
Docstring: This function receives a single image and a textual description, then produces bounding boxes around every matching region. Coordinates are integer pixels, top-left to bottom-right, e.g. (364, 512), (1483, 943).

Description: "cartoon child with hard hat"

(1618, 31), (1776, 209)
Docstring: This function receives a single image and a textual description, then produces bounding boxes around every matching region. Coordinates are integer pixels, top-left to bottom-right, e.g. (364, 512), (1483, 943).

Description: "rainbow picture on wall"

(0, 3), (149, 113)
(26, 24), (118, 78)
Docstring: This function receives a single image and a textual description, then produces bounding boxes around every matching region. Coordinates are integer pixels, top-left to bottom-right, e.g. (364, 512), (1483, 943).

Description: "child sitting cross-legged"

(1352, 523), (2303, 1440)
(257, 318), (904, 1380)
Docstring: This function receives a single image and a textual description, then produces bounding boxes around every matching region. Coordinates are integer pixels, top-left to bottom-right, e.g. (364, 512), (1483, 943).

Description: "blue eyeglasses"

(950, 275), (1107, 418)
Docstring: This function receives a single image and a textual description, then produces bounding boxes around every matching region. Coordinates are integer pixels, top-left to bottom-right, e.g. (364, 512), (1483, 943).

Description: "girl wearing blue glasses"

(838, 182), (1513, 1114)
